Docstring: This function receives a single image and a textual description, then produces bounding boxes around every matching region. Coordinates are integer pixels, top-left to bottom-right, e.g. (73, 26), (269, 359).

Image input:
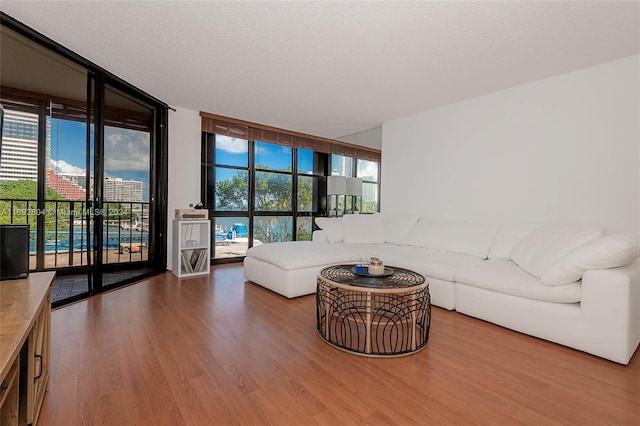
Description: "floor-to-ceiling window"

(356, 157), (380, 213)
(201, 113), (380, 263)
(0, 14), (168, 306)
(296, 147), (326, 240)
(203, 132), (250, 259)
(254, 140), (294, 244)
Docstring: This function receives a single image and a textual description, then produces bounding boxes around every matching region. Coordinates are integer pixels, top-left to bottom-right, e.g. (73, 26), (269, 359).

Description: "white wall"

(167, 107), (202, 270)
(381, 55), (640, 237)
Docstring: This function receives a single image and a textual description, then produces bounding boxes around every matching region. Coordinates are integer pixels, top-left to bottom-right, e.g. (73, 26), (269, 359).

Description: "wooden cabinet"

(172, 219), (211, 278)
(28, 290), (51, 425)
(0, 272), (54, 426)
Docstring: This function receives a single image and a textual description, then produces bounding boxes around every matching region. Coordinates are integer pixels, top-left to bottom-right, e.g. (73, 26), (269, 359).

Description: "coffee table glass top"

(320, 264), (425, 289)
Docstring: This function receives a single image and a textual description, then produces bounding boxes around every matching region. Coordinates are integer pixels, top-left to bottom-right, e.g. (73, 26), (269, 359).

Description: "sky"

(215, 136), (293, 171)
(49, 118), (87, 170)
(49, 118), (151, 199)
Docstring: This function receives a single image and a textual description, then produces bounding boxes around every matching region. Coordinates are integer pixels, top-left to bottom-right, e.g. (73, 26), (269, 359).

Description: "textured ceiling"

(1, 1), (639, 141)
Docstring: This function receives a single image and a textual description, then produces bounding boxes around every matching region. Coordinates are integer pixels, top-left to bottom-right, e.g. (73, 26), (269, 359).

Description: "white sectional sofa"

(243, 214), (640, 364)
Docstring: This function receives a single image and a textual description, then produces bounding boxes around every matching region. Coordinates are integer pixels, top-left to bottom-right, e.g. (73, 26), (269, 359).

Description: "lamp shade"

(327, 176), (347, 195)
(346, 177), (363, 196)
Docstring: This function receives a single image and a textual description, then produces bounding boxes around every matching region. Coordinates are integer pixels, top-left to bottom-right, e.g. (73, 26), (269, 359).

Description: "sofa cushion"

(380, 214), (421, 245)
(370, 245), (485, 282)
(246, 241), (360, 270)
(456, 260), (582, 303)
(541, 235), (638, 286)
(403, 220), (500, 259)
(488, 223), (539, 260)
(510, 221), (604, 278)
(343, 214), (385, 244)
(312, 229), (329, 243)
(314, 217), (343, 243)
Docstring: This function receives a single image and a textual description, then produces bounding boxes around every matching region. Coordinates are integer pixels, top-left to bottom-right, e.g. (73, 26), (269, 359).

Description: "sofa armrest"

(581, 259), (640, 357)
(312, 229), (329, 243)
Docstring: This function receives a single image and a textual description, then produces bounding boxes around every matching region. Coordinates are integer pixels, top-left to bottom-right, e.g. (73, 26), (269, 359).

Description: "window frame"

(356, 157), (381, 214)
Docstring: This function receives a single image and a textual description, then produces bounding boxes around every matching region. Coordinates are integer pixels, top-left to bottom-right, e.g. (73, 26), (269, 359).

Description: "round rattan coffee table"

(316, 264), (430, 357)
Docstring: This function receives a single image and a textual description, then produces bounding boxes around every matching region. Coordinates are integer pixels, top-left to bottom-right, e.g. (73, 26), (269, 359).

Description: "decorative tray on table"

(351, 264), (395, 278)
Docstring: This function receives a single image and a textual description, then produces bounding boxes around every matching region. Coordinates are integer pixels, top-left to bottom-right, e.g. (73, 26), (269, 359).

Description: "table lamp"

(327, 176), (346, 217)
(346, 177), (363, 214)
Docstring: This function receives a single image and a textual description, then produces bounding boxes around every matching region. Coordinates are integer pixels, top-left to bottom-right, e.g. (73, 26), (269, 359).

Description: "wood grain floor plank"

(36, 264), (640, 425)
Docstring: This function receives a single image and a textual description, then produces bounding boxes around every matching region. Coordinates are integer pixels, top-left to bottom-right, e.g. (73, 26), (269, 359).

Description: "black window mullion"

(92, 75), (105, 291)
(200, 132), (209, 207)
(35, 101), (46, 271)
(248, 139), (255, 249)
(292, 148), (298, 240)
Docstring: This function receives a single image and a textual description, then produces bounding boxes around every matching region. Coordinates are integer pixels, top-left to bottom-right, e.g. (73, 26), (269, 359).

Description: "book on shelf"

(180, 248), (209, 274)
(180, 250), (193, 273)
(195, 249), (208, 272)
(189, 249), (200, 271)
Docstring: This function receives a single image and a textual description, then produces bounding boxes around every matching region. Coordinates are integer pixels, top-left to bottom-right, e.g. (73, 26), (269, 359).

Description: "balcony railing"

(0, 198), (150, 269)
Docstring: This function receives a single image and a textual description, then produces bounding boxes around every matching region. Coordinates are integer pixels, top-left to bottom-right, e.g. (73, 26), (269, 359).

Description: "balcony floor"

(52, 266), (156, 304)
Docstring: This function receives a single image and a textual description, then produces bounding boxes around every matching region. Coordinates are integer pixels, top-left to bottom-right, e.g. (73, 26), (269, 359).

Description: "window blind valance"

(202, 117), (251, 140)
(330, 144), (355, 158)
(2, 86), (154, 130)
(355, 149), (381, 162)
(200, 112), (381, 162)
(296, 137), (329, 154)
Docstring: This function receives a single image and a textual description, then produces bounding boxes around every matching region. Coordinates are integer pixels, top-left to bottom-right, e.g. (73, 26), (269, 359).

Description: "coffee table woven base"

(316, 265), (430, 357)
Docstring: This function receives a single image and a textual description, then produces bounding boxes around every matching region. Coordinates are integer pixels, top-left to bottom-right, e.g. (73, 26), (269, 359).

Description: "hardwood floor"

(39, 264), (640, 425)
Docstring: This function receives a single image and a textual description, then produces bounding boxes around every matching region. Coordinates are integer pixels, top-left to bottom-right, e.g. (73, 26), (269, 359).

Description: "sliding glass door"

(100, 82), (156, 288)
(1, 17), (168, 306)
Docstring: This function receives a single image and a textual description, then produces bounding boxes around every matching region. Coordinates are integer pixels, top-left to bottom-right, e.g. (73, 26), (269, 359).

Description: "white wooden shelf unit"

(172, 219), (211, 278)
